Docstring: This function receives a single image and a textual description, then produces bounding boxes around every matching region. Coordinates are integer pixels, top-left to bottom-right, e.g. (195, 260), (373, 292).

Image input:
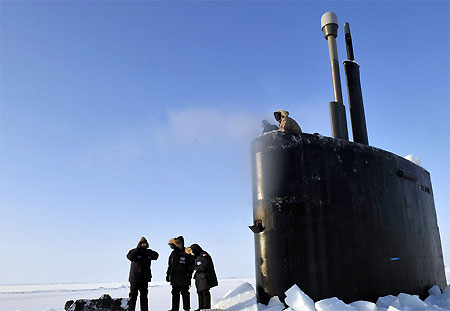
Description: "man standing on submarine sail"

(261, 120), (279, 134)
(127, 237), (159, 311)
(190, 244), (218, 311)
(166, 236), (194, 311)
(274, 110), (302, 134)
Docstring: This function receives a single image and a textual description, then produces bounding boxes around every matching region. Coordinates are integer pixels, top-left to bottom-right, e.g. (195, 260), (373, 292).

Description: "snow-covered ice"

(376, 295), (399, 309)
(213, 282), (257, 311)
(262, 297), (285, 311)
(349, 300), (378, 311)
(284, 284), (316, 311)
(425, 285), (450, 310)
(0, 278), (252, 311)
(1, 278), (450, 311)
(315, 297), (357, 311)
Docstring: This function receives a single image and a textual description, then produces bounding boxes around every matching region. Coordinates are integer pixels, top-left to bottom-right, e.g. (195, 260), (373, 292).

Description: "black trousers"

(171, 285), (190, 310)
(197, 290), (211, 310)
(129, 281), (149, 311)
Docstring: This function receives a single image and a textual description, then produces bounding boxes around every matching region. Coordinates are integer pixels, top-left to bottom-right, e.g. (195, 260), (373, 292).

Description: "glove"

(166, 275), (170, 282)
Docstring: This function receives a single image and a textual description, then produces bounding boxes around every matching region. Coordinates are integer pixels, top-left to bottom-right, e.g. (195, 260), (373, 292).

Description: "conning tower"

(249, 12), (447, 304)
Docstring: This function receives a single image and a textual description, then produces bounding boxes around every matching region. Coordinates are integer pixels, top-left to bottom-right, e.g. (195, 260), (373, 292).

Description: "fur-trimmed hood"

(276, 109), (302, 134)
(169, 238), (194, 255)
(169, 238), (183, 250)
(278, 110), (289, 118)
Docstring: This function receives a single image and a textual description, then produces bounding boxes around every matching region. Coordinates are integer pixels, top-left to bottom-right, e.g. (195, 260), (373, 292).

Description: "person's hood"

(137, 237), (149, 248)
(189, 244), (203, 256)
(176, 236), (185, 248)
(278, 110), (289, 118)
(169, 237), (184, 250)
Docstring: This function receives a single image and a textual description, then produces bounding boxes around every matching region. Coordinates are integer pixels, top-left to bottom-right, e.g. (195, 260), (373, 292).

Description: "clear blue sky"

(1, 1), (448, 284)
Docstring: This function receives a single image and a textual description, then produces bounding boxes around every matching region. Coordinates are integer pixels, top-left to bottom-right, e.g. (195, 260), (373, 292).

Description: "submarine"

(249, 12), (447, 304)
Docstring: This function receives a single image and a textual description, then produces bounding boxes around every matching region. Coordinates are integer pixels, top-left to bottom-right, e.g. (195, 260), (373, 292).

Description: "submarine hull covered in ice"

(250, 131), (446, 304)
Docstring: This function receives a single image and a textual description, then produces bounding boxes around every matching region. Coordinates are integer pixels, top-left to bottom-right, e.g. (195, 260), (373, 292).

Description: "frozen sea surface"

(0, 278), (252, 311)
(1, 270), (449, 311)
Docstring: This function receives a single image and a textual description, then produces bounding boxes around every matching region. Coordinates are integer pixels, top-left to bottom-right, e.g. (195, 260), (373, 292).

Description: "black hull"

(251, 131), (446, 304)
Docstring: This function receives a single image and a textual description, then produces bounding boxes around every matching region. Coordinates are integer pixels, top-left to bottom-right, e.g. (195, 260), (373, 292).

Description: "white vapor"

(80, 107), (261, 172)
(152, 108), (261, 146)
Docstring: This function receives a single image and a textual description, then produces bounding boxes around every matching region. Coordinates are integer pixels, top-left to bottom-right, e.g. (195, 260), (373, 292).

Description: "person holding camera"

(127, 237), (159, 311)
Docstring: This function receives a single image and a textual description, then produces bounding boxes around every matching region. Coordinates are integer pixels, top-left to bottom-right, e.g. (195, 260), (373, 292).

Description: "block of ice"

(267, 296), (284, 307)
(429, 285), (442, 296)
(386, 306), (400, 311)
(223, 282), (255, 299)
(212, 282), (257, 311)
(120, 298), (128, 309)
(349, 300), (378, 311)
(263, 296), (285, 311)
(389, 298), (401, 309)
(425, 285), (450, 309)
(262, 305), (284, 311)
(284, 284), (316, 311)
(376, 295), (397, 308)
(315, 297), (357, 311)
(397, 293), (427, 309)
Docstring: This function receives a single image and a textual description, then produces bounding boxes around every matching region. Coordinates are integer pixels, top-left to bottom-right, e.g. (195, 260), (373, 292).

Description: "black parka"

(166, 248), (194, 286)
(191, 245), (218, 292)
(127, 246), (159, 283)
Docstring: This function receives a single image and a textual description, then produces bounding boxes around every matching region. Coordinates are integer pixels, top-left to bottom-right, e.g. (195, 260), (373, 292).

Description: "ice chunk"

(315, 297), (357, 311)
(212, 282), (257, 311)
(425, 285), (450, 309)
(262, 305), (284, 311)
(386, 306), (400, 311)
(429, 285), (442, 296)
(222, 282), (255, 299)
(284, 284), (316, 311)
(397, 293), (427, 309)
(349, 300), (378, 311)
(389, 298), (401, 309)
(376, 295), (397, 308)
(262, 296), (285, 311)
(121, 298), (128, 309)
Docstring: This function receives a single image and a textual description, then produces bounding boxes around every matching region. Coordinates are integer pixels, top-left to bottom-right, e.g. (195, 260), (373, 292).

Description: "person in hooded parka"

(166, 236), (195, 311)
(189, 244), (218, 311)
(274, 110), (302, 134)
(127, 237), (159, 311)
(261, 120), (279, 134)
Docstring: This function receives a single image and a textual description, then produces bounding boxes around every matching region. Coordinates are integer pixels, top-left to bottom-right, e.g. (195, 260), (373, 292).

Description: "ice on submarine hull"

(250, 131), (447, 304)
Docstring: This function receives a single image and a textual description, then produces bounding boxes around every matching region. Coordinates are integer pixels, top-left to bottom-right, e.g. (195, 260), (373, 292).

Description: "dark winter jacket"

(261, 120), (279, 134)
(190, 245), (218, 292)
(166, 248), (194, 286)
(127, 246), (159, 283)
